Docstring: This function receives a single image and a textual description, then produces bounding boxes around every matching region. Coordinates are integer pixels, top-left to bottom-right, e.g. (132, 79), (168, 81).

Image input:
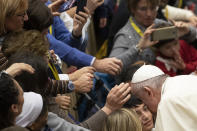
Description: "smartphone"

(151, 26), (178, 41)
(76, 0), (87, 14)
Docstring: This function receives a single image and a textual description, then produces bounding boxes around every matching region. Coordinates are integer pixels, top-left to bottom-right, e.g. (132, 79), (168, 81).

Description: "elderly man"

(130, 64), (197, 131)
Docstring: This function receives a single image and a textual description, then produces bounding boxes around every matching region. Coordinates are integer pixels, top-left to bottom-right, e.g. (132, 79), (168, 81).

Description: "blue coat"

(47, 34), (93, 67)
(46, 1), (93, 67)
(46, 1), (85, 50)
(51, 16), (86, 51)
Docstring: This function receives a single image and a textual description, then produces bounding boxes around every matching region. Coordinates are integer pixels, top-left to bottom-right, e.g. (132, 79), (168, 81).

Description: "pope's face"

(135, 87), (160, 114)
(141, 96), (159, 114)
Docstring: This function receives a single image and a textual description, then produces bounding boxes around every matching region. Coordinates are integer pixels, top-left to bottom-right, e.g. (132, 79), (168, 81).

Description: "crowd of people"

(1, 0), (197, 130)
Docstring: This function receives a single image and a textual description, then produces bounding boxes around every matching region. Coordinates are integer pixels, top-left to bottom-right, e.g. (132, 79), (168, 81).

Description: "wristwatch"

(68, 80), (75, 91)
(135, 44), (143, 53)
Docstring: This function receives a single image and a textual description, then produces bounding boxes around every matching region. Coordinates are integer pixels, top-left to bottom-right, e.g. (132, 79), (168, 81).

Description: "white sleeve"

(60, 12), (73, 32)
(55, 54), (62, 69)
(58, 74), (69, 81)
(162, 5), (194, 21)
(90, 57), (96, 66)
(82, 17), (91, 43)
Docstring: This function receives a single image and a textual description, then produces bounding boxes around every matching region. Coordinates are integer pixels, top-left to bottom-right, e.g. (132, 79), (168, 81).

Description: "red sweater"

(155, 40), (197, 76)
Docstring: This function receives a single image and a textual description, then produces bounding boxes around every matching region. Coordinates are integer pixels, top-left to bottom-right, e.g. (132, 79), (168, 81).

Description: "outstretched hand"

(48, 0), (66, 16)
(73, 7), (90, 37)
(169, 20), (190, 37)
(188, 15), (197, 27)
(102, 83), (131, 115)
(69, 66), (95, 81)
(73, 72), (94, 93)
(93, 57), (123, 75)
(55, 94), (71, 110)
(6, 63), (35, 77)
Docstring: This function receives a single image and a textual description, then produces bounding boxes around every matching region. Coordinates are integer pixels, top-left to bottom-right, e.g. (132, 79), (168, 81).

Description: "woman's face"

(133, 104), (154, 131)
(132, 0), (158, 27)
(5, 2), (28, 32)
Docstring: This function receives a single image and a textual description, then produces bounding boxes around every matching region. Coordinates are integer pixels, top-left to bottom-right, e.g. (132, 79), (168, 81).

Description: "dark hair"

(121, 61), (144, 108)
(24, 0), (53, 31)
(7, 52), (49, 96)
(127, 0), (159, 14)
(0, 73), (19, 130)
(26, 98), (48, 130)
(39, 98), (48, 118)
(121, 61), (145, 82)
(123, 95), (143, 108)
(34, 98), (48, 122)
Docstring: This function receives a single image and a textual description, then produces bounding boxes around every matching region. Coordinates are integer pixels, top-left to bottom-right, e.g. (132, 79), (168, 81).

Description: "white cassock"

(155, 75), (197, 131)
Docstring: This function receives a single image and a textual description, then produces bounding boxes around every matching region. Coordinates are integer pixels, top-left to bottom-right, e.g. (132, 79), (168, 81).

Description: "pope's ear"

(143, 86), (154, 97)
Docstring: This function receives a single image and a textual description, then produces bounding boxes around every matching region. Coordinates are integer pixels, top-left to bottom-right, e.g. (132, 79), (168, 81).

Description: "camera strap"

(48, 62), (60, 80)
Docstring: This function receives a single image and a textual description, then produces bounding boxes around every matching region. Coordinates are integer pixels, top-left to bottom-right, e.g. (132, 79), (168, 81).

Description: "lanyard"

(178, 0), (182, 8)
(129, 17), (144, 37)
(129, 17), (156, 53)
(49, 26), (53, 35)
(165, 6), (169, 19)
(48, 62), (60, 80)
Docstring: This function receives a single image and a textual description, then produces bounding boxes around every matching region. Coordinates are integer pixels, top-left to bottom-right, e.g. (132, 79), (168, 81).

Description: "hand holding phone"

(136, 24), (159, 50)
(76, 0), (87, 14)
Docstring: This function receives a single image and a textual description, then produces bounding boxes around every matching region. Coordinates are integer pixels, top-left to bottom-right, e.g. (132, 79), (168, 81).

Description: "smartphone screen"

(76, 0), (87, 14)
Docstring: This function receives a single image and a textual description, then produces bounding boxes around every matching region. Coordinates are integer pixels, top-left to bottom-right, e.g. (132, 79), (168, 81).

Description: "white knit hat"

(16, 92), (43, 127)
(131, 65), (165, 83)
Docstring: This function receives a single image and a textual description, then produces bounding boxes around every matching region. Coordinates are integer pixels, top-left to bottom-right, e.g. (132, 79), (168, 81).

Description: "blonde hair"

(102, 108), (142, 131)
(0, 0), (28, 36)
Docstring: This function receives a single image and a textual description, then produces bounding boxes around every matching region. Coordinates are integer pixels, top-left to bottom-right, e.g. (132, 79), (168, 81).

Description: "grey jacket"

(46, 112), (90, 131)
(110, 16), (164, 69)
(110, 16), (196, 72)
(47, 110), (107, 131)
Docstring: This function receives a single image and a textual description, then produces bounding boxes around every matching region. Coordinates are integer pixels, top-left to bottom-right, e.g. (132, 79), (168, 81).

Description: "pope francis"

(131, 65), (197, 131)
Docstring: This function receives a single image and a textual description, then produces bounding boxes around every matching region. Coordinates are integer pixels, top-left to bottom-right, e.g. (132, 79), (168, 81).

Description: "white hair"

(131, 74), (168, 93)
